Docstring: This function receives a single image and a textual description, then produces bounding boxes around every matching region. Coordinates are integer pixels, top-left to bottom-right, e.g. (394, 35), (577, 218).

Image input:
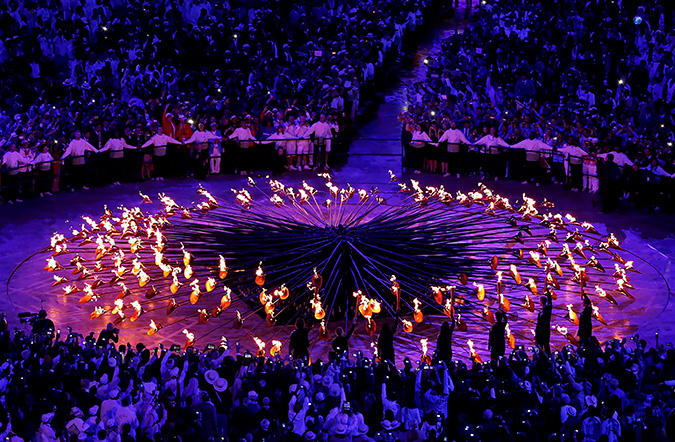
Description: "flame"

(270, 340), (282, 356)
(218, 255), (228, 279)
(205, 277), (216, 292)
(182, 329), (195, 346)
(420, 338), (429, 356)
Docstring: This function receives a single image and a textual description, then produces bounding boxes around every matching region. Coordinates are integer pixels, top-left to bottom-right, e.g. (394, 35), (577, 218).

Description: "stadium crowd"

(0, 311), (673, 441)
(401, 0), (674, 212)
(0, 0), (445, 204)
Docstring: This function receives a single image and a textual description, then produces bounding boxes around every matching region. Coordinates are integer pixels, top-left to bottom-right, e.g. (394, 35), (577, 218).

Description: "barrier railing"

(1, 138), (672, 209)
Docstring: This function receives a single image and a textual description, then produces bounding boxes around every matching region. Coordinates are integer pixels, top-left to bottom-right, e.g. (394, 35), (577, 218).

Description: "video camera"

(18, 312), (41, 325)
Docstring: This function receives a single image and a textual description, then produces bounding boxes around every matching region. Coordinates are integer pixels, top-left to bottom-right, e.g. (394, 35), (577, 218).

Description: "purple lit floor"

(1, 168), (673, 364)
(2, 19), (674, 362)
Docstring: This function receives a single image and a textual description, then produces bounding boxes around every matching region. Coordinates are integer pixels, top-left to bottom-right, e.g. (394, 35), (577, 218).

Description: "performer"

(437, 121), (470, 177)
(488, 310), (507, 361)
(535, 290), (553, 353)
(1, 143), (28, 203)
(98, 129), (137, 184)
(377, 316), (399, 364)
(296, 115), (312, 170)
(184, 123), (221, 179)
(435, 319), (455, 366)
(308, 113), (332, 170)
(474, 126), (510, 179)
(331, 323), (355, 358)
(228, 120), (255, 175)
(289, 318), (310, 361)
(33, 145), (55, 197)
(577, 295), (593, 346)
(284, 115), (299, 171)
(207, 122), (223, 175)
(142, 127), (181, 180)
(61, 130), (99, 190)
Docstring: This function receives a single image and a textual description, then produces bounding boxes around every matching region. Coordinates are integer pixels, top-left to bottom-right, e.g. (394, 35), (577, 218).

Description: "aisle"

(338, 18), (464, 185)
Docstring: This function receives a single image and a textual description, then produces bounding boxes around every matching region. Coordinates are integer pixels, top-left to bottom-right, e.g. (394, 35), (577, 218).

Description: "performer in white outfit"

(99, 129), (137, 184)
(284, 116), (299, 170)
(33, 145), (55, 197)
(438, 122), (470, 176)
(308, 114), (334, 170)
(61, 130), (99, 190)
(142, 127), (181, 180)
(296, 116), (312, 170)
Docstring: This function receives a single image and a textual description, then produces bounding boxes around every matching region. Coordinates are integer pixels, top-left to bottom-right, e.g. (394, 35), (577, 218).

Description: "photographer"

(96, 322), (119, 347)
(29, 310), (55, 338)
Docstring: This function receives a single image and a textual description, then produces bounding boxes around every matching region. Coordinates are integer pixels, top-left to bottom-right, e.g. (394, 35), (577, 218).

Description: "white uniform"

(285, 123), (298, 155)
(61, 139), (98, 165)
(296, 123), (311, 155)
(438, 128), (470, 144)
(141, 133), (180, 157)
(100, 138), (136, 158)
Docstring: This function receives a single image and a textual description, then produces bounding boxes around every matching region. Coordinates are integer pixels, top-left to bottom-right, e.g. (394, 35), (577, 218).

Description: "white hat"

(214, 378), (228, 392)
(205, 369), (219, 384)
(247, 390), (259, 401)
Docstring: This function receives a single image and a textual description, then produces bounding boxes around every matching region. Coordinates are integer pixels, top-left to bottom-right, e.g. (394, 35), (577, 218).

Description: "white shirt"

(34, 152), (54, 170)
(308, 121), (333, 138)
(438, 128), (470, 144)
(100, 138), (136, 152)
(185, 130), (221, 144)
(511, 138), (554, 153)
(559, 144), (588, 158)
(228, 127), (254, 141)
(142, 133), (181, 148)
(61, 138), (98, 159)
(2, 151), (27, 169)
(411, 130), (432, 142)
(598, 151), (634, 167)
(475, 134), (510, 147)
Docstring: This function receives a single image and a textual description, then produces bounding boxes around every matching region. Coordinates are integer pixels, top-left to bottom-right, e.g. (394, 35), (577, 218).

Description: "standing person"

(488, 310), (507, 361)
(289, 319), (310, 361)
(207, 122), (223, 175)
(175, 115), (194, 177)
(229, 120), (255, 175)
(142, 127), (181, 181)
(438, 121), (471, 177)
(331, 323), (355, 358)
(295, 115), (312, 170)
(577, 295), (593, 346)
(61, 130), (99, 191)
(285, 115), (299, 171)
(308, 113), (333, 170)
(435, 318), (455, 366)
(184, 123), (220, 179)
(377, 320), (398, 364)
(474, 126), (511, 179)
(262, 125), (288, 174)
(33, 145), (55, 197)
(1, 143), (28, 203)
(535, 290), (553, 354)
(99, 129), (137, 185)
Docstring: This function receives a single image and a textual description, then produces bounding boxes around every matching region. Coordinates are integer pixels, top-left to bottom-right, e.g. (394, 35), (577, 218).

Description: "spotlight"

(430, 111), (436, 116)
(633, 16), (642, 25)
(187, 119), (194, 125)
(423, 58), (429, 65)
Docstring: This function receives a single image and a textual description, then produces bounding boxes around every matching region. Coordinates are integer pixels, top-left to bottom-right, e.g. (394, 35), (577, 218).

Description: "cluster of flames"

(41, 173), (639, 359)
